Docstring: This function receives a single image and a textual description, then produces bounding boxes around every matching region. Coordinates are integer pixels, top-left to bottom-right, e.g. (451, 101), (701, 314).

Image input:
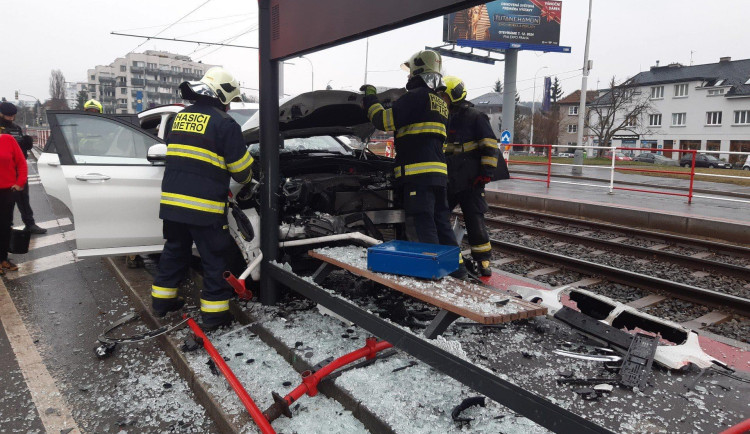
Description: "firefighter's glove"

(473, 175), (491, 186)
(360, 85), (377, 96)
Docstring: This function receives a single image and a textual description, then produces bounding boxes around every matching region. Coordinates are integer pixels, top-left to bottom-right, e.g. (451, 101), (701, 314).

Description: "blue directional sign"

(500, 130), (512, 144)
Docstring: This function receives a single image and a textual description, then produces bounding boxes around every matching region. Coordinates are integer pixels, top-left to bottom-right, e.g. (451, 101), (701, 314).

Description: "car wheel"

(708, 164), (715, 168)
(744, 166), (750, 171)
(682, 163), (690, 168)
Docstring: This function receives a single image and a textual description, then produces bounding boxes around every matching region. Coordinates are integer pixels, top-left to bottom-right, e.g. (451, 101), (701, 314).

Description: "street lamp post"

(529, 66), (548, 150)
(16, 92), (42, 127)
(300, 56), (314, 91)
(573, 0), (594, 175)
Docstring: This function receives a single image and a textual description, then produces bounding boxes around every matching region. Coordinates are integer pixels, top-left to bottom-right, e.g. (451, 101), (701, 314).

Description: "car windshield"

(705, 154), (720, 161)
(248, 136), (349, 156)
(228, 109), (258, 126)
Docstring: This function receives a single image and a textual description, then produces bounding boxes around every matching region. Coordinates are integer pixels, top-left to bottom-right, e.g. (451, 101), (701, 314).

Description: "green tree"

(75, 90), (88, 110)
(493, 79), (503, 93)
(550, 77), (563, 103)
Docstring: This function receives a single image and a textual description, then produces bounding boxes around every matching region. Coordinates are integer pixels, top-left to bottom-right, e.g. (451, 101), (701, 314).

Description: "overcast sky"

(2, 0), (750, 106)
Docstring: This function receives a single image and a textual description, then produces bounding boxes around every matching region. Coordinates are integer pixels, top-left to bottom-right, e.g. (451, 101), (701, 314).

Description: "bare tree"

(585, 77), (652, 153)
(46, 70), (70, 110)
(531, 110), (562, 145)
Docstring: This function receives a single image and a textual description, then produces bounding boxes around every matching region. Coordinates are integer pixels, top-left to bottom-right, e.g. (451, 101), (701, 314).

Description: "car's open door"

(44, 111), (166, 257)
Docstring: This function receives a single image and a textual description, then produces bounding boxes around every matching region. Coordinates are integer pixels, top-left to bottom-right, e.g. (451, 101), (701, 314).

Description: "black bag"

(9, 229), (30, 254)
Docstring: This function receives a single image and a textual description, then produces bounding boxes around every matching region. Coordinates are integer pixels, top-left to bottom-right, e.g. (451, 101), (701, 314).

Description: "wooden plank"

(309, 251), (545, 325)
(680, 311), (732, 330)
(626, 294), (666, 309)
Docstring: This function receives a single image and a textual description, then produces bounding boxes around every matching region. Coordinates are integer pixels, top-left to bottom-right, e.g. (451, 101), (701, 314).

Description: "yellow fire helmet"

(443, 75), (467, 103)
(179, 67), (241, 105)
(84, 99), (103, 112)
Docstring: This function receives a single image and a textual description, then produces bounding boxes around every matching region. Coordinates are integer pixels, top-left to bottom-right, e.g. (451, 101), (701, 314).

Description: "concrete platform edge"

(485, 189), (750, 245)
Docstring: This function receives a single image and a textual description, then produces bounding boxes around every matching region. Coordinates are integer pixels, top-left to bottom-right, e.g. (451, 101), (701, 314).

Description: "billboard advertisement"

(444, 0), (562, 46)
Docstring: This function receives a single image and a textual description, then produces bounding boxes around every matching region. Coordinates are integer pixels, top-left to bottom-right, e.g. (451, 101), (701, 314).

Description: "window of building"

(119, 65), (126, 72)
(734, 110), (750, 125)
(649, 114), (662, 127)
(567, 124), (577, 133)
(672, 112), (686, 126)
(674, 83), (688, 97)
(568, 106), (578, 115)
(625, 116), (637, 127)
(706, 140), (720, 151)
(147, 63), (157, 69)
(707, 88), (725, 96)
(90, 75), (95, 80)
(650, 86), (664, 99)
(172, 66), (180, 72)
(120, 88), (127, 94)
(194, 69), (202, 76)
(132, 61), (145, 67)
(706, 111), (722, 125)
(714, 79), (725, 86)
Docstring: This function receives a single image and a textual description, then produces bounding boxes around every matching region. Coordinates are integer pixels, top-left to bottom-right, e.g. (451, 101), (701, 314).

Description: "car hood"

(243, 88), (405, 143)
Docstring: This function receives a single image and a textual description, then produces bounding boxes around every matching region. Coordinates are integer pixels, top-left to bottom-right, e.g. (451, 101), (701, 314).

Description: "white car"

(742, 156), (750, 171)
(37, 91), (403, 278)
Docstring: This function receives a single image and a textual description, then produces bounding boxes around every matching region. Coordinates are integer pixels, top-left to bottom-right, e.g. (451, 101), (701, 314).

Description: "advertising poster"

(444, 0), (562, 46)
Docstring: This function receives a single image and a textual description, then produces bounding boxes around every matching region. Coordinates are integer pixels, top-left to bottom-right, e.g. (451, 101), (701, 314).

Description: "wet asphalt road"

(0, 157), (217, 433)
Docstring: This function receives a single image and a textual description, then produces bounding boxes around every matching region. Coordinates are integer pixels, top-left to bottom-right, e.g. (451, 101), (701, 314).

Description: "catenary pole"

(573, 0), (593, 174)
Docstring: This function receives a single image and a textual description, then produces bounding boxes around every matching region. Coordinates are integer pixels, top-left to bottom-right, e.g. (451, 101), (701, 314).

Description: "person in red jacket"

(0, 134), (28, 274)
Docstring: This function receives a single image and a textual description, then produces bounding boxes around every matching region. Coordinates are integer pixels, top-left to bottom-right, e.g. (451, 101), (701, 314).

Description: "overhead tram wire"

(129, 0), (214, 53)
(113, 13), (255, 33)
(112, 32), (258, 50)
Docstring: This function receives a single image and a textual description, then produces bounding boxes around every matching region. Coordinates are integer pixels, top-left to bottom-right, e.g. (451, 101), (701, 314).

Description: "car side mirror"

(147, 143), (167, 164)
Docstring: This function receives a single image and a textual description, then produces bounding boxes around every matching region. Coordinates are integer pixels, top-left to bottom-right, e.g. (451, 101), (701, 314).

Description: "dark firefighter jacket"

(160, 101), (253, 226)
(445, 102), (509, 194)
(363, 76), (449, 186)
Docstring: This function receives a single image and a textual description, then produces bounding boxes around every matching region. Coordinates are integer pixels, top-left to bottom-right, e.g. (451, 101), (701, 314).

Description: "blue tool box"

(367, 240), (459, 279)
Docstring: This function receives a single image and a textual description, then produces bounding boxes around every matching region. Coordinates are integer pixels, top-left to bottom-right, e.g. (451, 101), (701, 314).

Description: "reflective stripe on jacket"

(364, 77), (449, 186)
(160, 102), (253, 226)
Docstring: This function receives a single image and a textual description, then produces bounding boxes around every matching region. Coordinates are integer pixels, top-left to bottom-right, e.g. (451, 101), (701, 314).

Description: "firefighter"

(442, 76), (509, 276)
(362, 50), (466, 278)
(84, 99), (103, 113)
(151, 67), (253, 331)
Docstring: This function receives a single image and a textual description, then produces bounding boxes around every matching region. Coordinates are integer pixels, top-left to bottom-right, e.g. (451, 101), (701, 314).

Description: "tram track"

(454, 205), (750, 342)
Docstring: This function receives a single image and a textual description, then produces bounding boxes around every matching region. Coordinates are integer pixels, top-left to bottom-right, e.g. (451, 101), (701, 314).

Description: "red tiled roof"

(557, 90), (598, 105)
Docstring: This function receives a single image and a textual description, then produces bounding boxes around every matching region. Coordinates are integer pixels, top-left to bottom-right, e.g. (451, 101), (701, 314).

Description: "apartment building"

(86, 51), (218, 114)
(555, 90), (599, 152)
(592, 57), (750, 164)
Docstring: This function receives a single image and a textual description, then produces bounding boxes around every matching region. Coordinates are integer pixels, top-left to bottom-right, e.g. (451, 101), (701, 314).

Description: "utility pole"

(529, 66), (548, 148)
(502, 49), (518, 146)
(573, 0), (593, 175)
(364, 38), (370, 84)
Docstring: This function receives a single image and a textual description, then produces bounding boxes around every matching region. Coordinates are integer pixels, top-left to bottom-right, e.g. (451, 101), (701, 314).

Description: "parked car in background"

(678, 153), (732, 169)
(603, 151), (632, 161)
(633, 152), (678, 166)
(557, 152), (575, 158)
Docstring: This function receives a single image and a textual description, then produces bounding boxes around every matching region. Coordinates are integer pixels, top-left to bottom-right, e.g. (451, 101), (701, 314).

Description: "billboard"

(444, 0), (562, 46)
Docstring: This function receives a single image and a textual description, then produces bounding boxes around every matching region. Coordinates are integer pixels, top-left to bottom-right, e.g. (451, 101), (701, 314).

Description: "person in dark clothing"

(0, 134), (28, 274)
(151, 67), (254, 331)
(0, 102), (46, 235)
(362, 50), (467, 278)
(442, 76), (510, 276)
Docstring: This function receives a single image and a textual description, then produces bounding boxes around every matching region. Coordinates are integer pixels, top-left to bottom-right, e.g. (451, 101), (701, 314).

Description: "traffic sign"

(500, 130), (512, 145)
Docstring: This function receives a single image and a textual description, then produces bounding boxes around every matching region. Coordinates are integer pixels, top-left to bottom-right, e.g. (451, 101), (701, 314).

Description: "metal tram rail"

(488, 238), (750, 318)
(484, 205), (750, 258)
(482, 215), (750, 280)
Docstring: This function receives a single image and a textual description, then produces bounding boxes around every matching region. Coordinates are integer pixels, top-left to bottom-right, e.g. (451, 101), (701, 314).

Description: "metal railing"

(505, 145), (750, 206)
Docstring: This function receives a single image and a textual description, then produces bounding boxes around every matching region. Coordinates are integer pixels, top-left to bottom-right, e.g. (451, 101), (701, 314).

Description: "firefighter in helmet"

(151, 67), (254, 330)
(362, 50), (467, 278)
(442, 75), (509, 276)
